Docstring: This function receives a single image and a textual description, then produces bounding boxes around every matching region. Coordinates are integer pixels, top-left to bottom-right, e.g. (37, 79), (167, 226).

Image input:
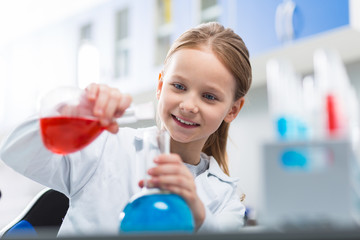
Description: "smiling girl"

(1, 22), (252, 235)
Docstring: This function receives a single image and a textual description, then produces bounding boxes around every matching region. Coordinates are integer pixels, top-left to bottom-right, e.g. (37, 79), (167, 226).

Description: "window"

(80, 24), (92, 42)
(200, 0), (221, 23)
(77, 23), (100, 89)
(115, 8), (130, 79)
(155, 0), (173, 66)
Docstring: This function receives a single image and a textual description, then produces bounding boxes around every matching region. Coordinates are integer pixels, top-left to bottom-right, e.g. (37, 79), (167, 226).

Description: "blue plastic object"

(119, 193), (194, 234)
(5, 220), (37, 237)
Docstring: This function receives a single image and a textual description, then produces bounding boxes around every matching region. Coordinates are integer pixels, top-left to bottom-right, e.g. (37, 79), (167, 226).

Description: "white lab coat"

(0, 117), (245, 236)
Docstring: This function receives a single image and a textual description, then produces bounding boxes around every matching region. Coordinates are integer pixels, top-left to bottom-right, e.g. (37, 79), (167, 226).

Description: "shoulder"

(200, 153), (239, 184)
(196, 153), (241, 208)
(196, 153), (245, 230)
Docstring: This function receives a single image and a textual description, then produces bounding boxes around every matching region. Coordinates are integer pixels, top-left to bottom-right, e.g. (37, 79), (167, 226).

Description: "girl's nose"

(179, 98), (199, 114)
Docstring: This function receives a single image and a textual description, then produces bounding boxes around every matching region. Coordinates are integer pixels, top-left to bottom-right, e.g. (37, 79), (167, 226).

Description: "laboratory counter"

(7, 227), (360, 240)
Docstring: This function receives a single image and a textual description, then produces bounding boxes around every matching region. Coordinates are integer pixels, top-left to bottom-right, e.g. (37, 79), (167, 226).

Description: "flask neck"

(128, 188), (171, 203)
(141, 188), (170, 196)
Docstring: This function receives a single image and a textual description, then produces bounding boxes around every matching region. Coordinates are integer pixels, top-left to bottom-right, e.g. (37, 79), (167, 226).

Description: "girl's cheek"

(157, 105), (166, 122)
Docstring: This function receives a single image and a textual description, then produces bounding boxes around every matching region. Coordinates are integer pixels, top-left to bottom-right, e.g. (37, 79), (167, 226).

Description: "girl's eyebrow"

(169, 74), (189, 82)
(204, 85), (226, 97)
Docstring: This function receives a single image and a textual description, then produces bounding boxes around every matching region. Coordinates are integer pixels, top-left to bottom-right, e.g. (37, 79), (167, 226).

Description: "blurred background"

(1, 0), (360, 231)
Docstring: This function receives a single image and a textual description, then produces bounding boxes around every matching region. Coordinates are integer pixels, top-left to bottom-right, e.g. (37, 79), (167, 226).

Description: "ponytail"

(202, 121), (230, 175)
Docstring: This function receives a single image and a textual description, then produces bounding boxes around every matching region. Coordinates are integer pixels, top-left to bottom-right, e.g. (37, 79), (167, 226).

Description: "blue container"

(119, 192), (194, 233)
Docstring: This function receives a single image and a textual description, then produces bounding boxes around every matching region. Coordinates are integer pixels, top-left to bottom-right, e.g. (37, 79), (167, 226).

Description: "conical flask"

(38, 86), (154, 155)
(119, 129), (195, 233)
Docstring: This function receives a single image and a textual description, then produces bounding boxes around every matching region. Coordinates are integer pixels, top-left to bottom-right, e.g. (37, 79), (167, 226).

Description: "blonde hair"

(164, 22), (252, 175)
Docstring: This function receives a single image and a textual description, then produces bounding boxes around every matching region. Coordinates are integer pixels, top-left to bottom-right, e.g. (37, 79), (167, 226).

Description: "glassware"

(119, 129), (195, 233)
(38, 86), (154, 154)
(39, 86), (103, 154)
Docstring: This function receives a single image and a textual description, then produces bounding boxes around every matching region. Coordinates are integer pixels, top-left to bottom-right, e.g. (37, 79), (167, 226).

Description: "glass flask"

(119, 129), (195, 233)
(38, 86), (104, 154)
(38, 86), (154, 154)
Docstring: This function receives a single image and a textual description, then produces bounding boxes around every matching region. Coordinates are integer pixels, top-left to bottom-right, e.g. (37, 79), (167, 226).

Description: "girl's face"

(157, 47), (244, 145)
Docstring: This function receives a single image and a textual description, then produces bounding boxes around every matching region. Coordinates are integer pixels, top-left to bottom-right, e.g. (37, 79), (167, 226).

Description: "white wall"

(0, 0), (160, 135)
(0, 17), (78, 132)
(228, 85), (273, 212)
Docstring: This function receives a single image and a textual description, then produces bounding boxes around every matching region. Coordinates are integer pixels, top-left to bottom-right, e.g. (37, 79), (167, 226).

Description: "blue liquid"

(119, 193), (194, 233)
(277, 116), (308, 140)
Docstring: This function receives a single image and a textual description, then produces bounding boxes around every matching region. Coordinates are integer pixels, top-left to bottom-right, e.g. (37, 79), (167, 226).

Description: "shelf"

(250, 26), (360, 88)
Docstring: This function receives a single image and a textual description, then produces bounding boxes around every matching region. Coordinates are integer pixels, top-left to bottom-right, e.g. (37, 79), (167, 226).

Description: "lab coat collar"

(201, 153), (239, 184)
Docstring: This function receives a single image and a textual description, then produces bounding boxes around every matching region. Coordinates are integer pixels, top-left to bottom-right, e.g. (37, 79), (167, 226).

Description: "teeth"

(175, 116), (197, 126)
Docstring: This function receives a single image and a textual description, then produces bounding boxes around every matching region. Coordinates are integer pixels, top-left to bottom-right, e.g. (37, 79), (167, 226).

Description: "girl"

(0, 22), (252, 236)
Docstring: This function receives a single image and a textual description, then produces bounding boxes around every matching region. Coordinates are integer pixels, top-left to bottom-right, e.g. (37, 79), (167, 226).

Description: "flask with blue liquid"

(119, 129), (195, 234)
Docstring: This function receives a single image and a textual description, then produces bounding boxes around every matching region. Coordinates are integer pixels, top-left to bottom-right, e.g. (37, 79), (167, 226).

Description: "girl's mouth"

(171, 114), (200, 128)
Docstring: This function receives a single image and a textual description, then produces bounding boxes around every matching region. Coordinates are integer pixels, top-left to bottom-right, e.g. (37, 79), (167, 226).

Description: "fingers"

(148, 175), (194, 197)
(114, 94), (132, 117)
(101, 89), (120, 123)
(85, 83), (132, 127)
(145, 153), (195, 194)
(148, 161), (192, 178)
(159, 183), (197, 203)
(85, 83), (98, 100)
(150, 154), (192, 177)
(153, 153), (183, 165)
(138, 179), (146, 189)
(105, 122), (120, 134)
(138, 153), (206, 229)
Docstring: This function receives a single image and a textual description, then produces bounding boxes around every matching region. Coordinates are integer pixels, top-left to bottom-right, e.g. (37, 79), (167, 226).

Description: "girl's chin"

(167, 130), (193, 143)
(168, 130), (209, 145)
(167, 131), (189, 144)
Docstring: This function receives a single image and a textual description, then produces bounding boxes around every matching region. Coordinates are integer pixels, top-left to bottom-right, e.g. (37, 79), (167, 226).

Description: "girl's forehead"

(163, 48), (236, 96)
(165, 48), (231, 77)
(165, 46), (213, 67)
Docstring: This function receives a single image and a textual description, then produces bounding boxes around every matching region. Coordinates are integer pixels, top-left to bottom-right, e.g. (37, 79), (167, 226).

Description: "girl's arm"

(0, 117), (105, 196)
(0, 117), (72, 194)
(0, 83), (132, 196)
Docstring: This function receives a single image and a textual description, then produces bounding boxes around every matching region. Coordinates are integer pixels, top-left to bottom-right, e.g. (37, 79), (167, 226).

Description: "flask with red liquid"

(38, 86), (104, 154)
(38, 86), (154, 154)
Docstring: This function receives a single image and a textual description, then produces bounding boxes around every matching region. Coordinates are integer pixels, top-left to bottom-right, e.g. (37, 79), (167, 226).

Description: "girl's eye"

(203, 93), (217, 101)
(173, 83), (186, 90)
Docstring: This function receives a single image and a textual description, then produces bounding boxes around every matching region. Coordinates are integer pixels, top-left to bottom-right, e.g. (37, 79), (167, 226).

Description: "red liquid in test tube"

(326, 93), (340, 136)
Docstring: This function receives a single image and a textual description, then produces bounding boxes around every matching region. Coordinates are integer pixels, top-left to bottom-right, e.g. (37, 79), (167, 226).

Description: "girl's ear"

(156, 72), (164, 100)
(224, 97), (245, 123)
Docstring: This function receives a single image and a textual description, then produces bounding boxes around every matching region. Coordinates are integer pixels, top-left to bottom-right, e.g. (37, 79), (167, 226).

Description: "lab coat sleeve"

(0, 117), (104, 197)
(197, 190), (245, 233)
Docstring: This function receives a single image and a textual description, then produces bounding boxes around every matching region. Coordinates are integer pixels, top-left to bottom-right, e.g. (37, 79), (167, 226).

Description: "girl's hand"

(138, 154), (206, 230)
(85, 83), (132, 133)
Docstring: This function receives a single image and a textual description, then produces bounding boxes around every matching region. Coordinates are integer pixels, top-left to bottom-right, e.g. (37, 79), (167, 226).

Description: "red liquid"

(326, 94), (339, 136)
(40, 116), (104, 154)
